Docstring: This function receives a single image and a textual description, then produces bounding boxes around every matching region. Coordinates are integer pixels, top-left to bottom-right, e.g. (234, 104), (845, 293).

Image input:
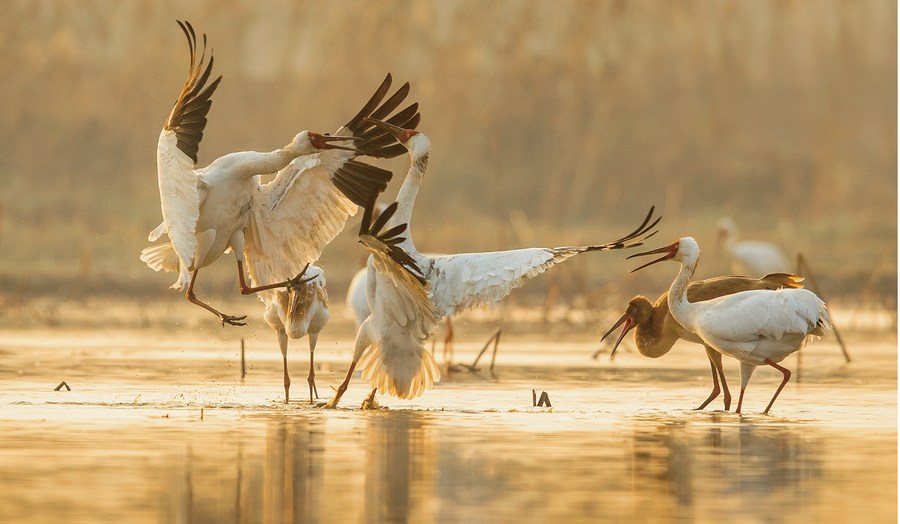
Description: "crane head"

(627, 237), (700, 272)
(627, 239), (681, 272)
(601, 309), (635, 358)
(601, 297), (653, 358)
(363, 117), (419, 144)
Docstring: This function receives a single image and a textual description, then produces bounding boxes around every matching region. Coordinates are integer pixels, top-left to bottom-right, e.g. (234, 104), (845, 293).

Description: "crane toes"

(287, 264), (316, 288)
(220, 314), (248, 326)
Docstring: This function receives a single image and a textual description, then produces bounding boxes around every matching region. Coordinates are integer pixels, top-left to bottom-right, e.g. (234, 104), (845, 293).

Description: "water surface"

(0, 319), (895, 523)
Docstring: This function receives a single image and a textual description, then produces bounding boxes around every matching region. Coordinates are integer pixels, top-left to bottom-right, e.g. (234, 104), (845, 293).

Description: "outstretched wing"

(430, 207), (661, 317)
(153, 20), (222, 289)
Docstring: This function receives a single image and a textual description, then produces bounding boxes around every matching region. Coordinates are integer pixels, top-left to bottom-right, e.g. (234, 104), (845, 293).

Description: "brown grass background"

(0, 0), (895, 311)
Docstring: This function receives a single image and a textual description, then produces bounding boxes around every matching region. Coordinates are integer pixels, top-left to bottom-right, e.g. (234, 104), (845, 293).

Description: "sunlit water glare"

(0, 324), (895, 523)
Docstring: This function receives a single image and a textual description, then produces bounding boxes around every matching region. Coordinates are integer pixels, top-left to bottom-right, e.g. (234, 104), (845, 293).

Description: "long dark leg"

(736, 388), (746, 414)
(709, 348), (731, 410)
(762, 358), (792, 415)
(185, 269), (247, 326)
(695, 347), (722, 410)
(237, 261), (314, 295)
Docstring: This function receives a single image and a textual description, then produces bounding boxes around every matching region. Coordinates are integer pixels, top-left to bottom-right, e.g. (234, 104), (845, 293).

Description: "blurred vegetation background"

(0, 0), (895, 314)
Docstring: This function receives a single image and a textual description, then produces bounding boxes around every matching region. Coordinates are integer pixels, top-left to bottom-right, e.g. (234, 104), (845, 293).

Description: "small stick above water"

(54, 381), (71, 391)
(240, 338), (246, 380)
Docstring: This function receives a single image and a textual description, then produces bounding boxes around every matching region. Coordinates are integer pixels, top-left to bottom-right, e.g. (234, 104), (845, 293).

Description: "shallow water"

(0, 318), (895, 523)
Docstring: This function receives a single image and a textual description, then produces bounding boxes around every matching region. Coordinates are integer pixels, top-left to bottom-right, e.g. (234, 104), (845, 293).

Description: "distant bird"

(326, 119), (659, 407)
(600, 272), (805, 410)
(252, 75), (420, 403)
(717, 217), (791, 276)
(628, 237), (831, 415)
(141, 21), (407, 326)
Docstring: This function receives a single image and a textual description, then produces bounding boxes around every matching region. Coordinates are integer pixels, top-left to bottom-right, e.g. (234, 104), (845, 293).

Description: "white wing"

(428, 243), (634, 318)
(428, 248), (559, 317)
(244, 152), (359, 298)
(427, 208), (662, 317)
(156, 130), (200, 289)
(149, 21), (221, 289)
(694, 288), (830, 355)
(359, 239), (439, 340)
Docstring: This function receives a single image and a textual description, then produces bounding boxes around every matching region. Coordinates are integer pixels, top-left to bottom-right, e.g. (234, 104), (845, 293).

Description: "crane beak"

(309, 132), (365, 152)
(626, 241), (679, 272)
(601, 312), (635, 358)
(363, 117), (417, 143)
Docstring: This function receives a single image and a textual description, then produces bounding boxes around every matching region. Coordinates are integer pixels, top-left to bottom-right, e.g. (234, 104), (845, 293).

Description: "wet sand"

(0, 303), (895, 523)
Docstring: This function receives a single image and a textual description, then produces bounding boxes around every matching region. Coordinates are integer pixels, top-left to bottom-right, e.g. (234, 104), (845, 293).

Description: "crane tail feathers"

(359, 341), (441, 400)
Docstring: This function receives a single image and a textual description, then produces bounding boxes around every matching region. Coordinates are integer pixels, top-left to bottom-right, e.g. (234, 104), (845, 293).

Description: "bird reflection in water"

(628, 422), (823, 520)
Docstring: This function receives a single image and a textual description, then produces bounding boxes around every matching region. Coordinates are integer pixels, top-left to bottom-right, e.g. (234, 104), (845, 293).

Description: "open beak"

(626, 241), (679, 273)
(309, 132), (365, 153)
(601, 312), (635, 358)
(363, 116), (418, 144)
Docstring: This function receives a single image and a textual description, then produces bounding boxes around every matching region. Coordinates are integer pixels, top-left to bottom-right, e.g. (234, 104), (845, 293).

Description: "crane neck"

(665, 259), (698, 333)
(386, 152), (428, 252)
(633, 307), (679, 358)
(204, 148), (299, 180)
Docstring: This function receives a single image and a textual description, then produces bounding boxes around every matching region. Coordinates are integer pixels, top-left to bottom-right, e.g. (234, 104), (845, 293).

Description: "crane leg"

(307, 333), (319, 403)
(185, 269), (247, 326)
(695, 348), (721, 411)
(237, 261), (315, 295)
(707, 347), (731, 410)
(282, 353), (291, 404)
(443, 317), (454, 371)
(762, 358), (791, 415)
(325, 322), (372, 409)
(325, 360), (357, 409)
(736, 388), (746, 414)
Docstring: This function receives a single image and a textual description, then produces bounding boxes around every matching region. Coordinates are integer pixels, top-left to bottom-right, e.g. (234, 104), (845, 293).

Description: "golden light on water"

(0, 303), (895, 523)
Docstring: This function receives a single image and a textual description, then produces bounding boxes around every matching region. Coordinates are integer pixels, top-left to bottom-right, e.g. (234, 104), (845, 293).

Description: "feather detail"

(358, 341), (441, 399)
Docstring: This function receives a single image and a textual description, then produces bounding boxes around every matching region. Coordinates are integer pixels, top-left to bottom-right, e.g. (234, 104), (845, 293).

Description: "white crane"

(249, 75), (421, 403)
(345, 203), (460, 371)
(325, 119), (660, 407)
(140, 21), (400, 326)
(717, 217), (791, 276)
(599, 272), (805, 410)
(628, 237), (831, 415)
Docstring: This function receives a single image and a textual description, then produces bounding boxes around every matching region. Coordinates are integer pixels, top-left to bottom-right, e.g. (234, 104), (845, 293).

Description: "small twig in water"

(797, 253), (851, 363)
(537, 391), (552, 408)
(53, 381), (71, 391)
(449, 328), (502, 375)
(240, 338), (246, 380)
